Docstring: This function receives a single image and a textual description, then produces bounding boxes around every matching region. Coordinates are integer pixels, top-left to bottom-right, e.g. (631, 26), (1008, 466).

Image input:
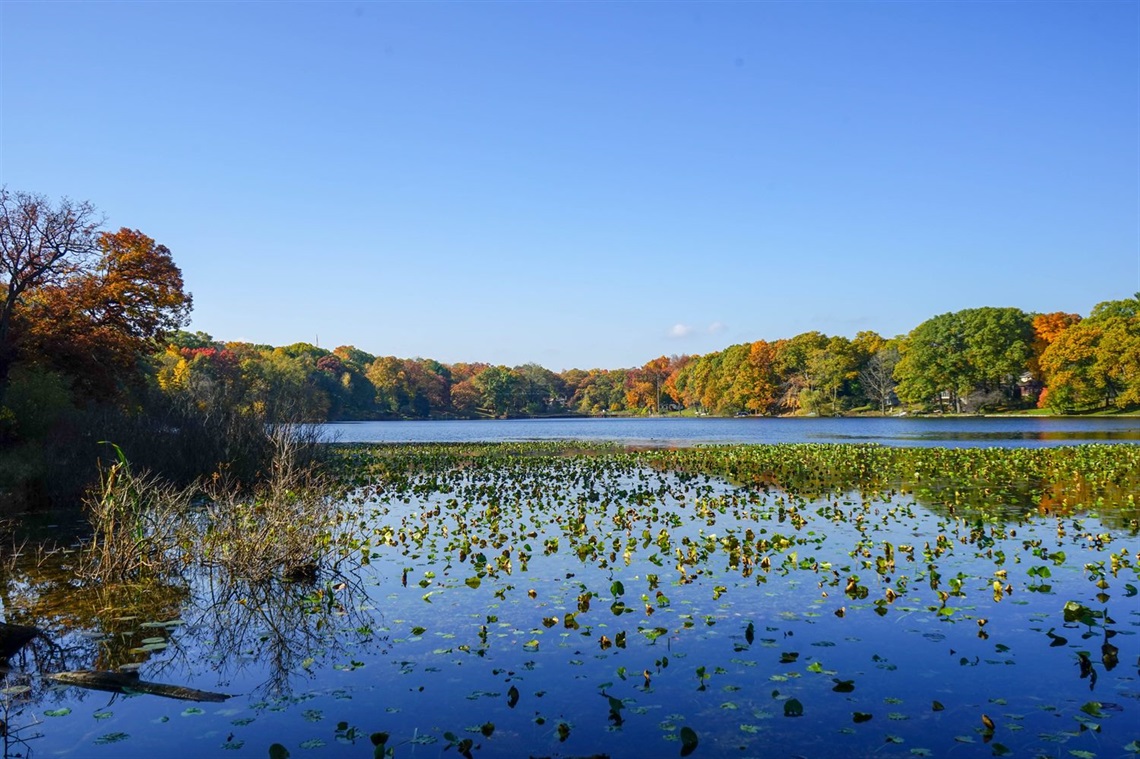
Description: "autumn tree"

(449, 379), (482, 415)
(695, 352), (726, 412)
(625, 356), (671, 414)
(1028, 312), (1081, 381)
(804, 336), (858, 415)
(16, 226), (191, 400)
(367, 356), (414, 416)
(0, 189), (102, 394)
(710, 344), (751, 414)
(739, 341), (778, 414)
(660, 355), (692, 410)
(1038, 295), (1140, 412)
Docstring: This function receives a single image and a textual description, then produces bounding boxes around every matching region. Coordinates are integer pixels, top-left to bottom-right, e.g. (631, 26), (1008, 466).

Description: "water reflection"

(191, 567), (386, 700)
(2, 445), (1139, 758)
(325, 416), (1140, 448)
(0, 548), (386, 755)
(829, 428), (1140, 443)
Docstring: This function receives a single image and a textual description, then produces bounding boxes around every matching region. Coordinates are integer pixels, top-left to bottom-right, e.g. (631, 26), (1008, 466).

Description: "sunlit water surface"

(324, 416), (1140, 447)
(2, 441), (1138, 759)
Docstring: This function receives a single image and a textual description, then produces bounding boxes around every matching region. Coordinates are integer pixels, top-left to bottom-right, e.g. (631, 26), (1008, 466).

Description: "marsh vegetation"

(1, 442), (1138, 758)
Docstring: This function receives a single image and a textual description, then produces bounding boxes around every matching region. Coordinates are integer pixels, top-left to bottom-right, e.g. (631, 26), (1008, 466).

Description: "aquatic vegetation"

(3, 442), (1139, 757)
(79, 431), (342, 587)
(79, 443), (194, 583)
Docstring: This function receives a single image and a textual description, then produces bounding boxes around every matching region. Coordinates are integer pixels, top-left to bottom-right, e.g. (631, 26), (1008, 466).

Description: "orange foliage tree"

(17, 226), (191, 399)
(1029, 311), (1081, 382)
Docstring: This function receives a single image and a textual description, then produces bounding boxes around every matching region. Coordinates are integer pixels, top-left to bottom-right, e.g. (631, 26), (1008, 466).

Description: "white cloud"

(707, 321), (727, 334)
(668, 323), (695, 338)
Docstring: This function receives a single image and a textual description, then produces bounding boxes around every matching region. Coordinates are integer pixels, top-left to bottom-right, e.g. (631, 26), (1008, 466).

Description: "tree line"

(2, 189), (1137, 504)
(152, 297), (1132, 423)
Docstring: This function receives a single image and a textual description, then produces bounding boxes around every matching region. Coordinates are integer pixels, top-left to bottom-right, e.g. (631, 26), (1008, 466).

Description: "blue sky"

(2, 1), (1136, 371)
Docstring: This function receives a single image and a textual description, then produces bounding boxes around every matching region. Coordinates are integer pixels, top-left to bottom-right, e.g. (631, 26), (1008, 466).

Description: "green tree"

(894, 308), (1031, 412)
(515, 363), (565, 415)
(473, 365), (521, 417)
(802, 336), (856, 415)
(570, 369), (627, 414)
(959, 307), (1033, 398)
(773, 332), (829, 413)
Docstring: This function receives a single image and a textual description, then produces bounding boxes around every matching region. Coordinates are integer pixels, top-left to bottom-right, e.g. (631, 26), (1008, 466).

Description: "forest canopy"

(151, 301), (1134, 422)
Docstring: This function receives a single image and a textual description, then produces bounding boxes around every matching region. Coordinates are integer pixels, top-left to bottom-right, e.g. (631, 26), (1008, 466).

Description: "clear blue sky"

(2, 1), (1137, 371)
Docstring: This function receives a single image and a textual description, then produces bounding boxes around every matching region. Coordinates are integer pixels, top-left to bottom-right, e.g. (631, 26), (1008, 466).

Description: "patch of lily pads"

(2, 442), (1139, 758)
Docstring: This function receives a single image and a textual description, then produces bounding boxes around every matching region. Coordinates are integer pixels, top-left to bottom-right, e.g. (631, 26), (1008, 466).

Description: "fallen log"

(47, 670), (231, 702)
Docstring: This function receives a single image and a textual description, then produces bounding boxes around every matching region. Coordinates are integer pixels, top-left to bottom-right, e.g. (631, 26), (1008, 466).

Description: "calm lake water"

(4, 439), (1139, 758)
(324, 416), (1140, 447)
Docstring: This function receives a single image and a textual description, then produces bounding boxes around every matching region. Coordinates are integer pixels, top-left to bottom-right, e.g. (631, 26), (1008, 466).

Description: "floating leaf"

(1080, 702), (1104, 718)
(784, 699), (804, 717)
(679, 726), (699, 756)
(94, 732), (130, 745)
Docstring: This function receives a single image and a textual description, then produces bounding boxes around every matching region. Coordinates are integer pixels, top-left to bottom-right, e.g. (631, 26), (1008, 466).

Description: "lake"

(324, 415), (1140, 447)
(2, 442), (1138, 759)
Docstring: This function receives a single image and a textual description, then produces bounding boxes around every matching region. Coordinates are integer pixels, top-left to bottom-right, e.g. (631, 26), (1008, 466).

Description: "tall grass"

(78, 427), (337, 586)
(78, 444), (192, 583)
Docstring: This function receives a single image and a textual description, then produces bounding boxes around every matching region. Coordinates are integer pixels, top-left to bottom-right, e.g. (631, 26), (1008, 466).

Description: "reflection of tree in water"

(1, 557), (192, 757)
(3, 555), (189, 671)
(186, 565), (387, 702)
(1, 546), (387, 718)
